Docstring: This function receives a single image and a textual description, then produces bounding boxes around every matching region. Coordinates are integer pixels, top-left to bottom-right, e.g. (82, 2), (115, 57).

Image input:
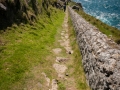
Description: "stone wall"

(68, 7), (120, 90)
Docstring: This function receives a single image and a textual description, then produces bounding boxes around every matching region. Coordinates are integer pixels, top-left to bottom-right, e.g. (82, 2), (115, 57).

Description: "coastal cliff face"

(68, 7), (120, 90)
(0, 0), (52, 30)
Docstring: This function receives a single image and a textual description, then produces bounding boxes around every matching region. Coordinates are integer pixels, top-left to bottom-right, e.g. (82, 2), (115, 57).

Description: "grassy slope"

(69, 1), (120, 44)
(77, 10), (120, 44)
(68, 12), (90, 90)
(0, 6), (65, 90)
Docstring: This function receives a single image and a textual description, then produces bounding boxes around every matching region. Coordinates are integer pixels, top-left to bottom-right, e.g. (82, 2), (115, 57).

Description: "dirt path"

(50, 9), (77, 90)
(21, 8), (79, 90)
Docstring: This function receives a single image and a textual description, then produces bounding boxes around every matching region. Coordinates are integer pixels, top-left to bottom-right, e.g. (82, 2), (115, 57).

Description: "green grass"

(69, 1), (120, 44)
(0, 6), (65, 90)
(58, 82), (66, 90)
(77, 9), (120, 44)
(68, 11), (91, 90)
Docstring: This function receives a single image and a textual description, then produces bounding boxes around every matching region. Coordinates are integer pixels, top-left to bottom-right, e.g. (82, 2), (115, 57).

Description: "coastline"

(72, 0), (120, 30)
(69, 1), (120, 44)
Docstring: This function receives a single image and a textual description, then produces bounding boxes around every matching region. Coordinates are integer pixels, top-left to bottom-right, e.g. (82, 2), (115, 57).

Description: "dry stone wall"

(68, 7), (120, 90)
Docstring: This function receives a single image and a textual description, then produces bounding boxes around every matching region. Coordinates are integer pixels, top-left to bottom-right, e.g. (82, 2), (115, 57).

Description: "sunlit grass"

(0, 6), (65, 90)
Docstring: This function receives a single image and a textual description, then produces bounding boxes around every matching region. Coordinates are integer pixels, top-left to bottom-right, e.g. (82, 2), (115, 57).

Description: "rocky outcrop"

(72, 5), (80, 11)
(68, 7), (120, 90)
(0, 0), (52, 30)
(71, 2), (83, 11)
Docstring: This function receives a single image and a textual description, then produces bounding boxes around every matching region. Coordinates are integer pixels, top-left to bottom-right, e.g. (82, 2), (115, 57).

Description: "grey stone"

(68, 6), (120, 90)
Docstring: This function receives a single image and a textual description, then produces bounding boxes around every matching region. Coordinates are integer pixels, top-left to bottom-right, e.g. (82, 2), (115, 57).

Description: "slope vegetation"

(0, 1), (65, 89)
(69, 1), (120, 44)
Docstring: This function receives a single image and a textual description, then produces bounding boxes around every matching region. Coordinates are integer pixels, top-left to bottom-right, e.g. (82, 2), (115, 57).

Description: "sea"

(73, 0), (120, 30)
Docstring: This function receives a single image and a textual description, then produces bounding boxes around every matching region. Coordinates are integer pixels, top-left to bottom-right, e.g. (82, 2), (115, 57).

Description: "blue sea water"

(73, 0), (120, 29)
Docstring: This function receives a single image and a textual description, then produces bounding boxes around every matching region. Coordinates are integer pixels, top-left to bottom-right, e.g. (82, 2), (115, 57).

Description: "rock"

(41, 72), (50, 87)
(77, 3), (83, 9)
(0, 0), (51, 29)
(50, 79), (58, 90)
(52, 48), (62, 54)
(68, 6), (120, 90)
(56, 57), (69, 63)
(72, 5), (79, 11)
(65, 73), (69, 76)
(36, 82), (42, 88)
(0, 3), (7, 10)
(68, 51), (71, 54)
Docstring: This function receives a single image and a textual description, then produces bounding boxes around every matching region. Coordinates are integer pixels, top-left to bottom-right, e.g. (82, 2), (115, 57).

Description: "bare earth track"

(50, 9), (77, 90)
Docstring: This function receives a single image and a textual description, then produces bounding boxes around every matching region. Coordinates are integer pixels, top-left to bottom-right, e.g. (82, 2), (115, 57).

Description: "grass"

(69, 1), (120, 44)
(0, 6), (65, 90)
(58, 82), (66, 90)
(68, 11), (91, 90)
(77, 9), (120, 44)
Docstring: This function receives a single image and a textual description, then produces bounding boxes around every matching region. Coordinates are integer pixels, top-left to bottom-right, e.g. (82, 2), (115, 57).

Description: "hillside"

(0, 0), (55, 30)
(0, 0), (90, 90)
(0, 0), (120, 90)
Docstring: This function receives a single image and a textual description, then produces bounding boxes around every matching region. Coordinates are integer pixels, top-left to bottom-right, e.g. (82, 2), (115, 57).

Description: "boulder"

(72, 5), (79, 11)
(77, 3), (83, 9)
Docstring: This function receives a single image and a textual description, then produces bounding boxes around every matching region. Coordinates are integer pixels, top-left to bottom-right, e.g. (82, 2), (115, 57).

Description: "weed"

(58, 82), (66, 90)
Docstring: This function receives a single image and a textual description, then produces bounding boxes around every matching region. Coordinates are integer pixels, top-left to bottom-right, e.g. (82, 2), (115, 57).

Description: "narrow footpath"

(50, 9), (77, 90)
(35, 8), (89, 90)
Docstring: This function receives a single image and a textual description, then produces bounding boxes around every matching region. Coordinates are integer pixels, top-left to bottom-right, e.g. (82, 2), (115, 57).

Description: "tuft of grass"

(58, 82), (66, 90)
(68, 10), (91, 90)
(0, 6), (65, 90)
